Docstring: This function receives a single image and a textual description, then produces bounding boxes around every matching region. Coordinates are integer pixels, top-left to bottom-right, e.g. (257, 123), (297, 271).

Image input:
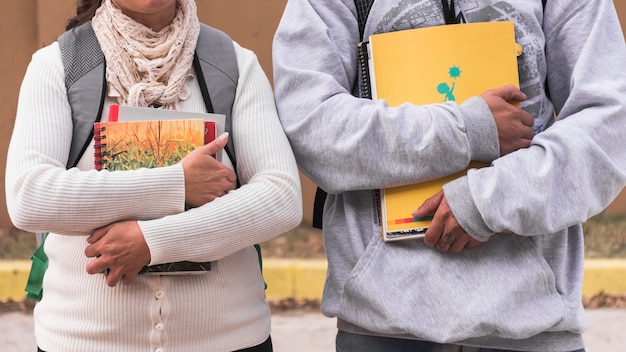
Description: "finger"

(122, 272), (138, 285)
(196, 132), (229, 156)
(423, 215), (444, 248)
(520, 111), (535, 128)
(492, 84), (527, 102)
(105, 269), (122, 287)
(449, 237), (468, 254)
(87, 226), (108, 244)
(85, 256), (108, 275)
(84, 243), (100, 258)
(412, 190), (444, 219)
(522, 132), (535, 142)
(465, 240), (482, 250)
(522, 127), (535, 140)
(225, 169), (238, 185)
(435, 232), (454, 252)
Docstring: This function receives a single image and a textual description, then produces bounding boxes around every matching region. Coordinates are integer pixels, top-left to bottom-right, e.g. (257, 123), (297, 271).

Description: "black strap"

(440, 0), (459, 25)
(312, 187), (327, 229)
(192, 52), (239, 185)
(313, 0), (375, 230)
(193, 53), (215, 114)
(355, 0), (375, 40)
(541, 0), (549, 100)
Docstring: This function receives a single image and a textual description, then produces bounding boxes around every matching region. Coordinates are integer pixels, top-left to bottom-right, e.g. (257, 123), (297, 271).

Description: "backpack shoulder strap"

(58, 22), (107, 169)
(312, 0), (375, 229)
(194, 23), (239, 169)
(192, 24), (267, 283)
(30, 25), (102, 301)
(355, 0), (375, 40)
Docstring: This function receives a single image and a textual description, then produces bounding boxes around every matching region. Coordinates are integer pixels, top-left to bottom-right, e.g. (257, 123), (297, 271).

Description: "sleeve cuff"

(459, 96), (499, 162)
(443, 174), (494, 242)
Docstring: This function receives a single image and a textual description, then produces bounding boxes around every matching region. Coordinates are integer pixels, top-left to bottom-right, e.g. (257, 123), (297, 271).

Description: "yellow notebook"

(364, 21), (521, 241)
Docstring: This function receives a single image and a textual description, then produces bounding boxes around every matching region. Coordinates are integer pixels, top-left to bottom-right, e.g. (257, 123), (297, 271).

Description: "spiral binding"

(357, 41), (372, 99)
(93, 125), (108, 170)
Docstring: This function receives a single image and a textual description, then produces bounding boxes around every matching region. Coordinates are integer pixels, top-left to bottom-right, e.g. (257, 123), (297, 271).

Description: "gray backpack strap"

(194, 24), (239, 168)
(193, 24), (265, 281)
(58, 22), (107, 169)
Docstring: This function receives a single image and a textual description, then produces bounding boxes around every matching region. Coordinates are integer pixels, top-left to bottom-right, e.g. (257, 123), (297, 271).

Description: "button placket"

(147, 276), (170, 351)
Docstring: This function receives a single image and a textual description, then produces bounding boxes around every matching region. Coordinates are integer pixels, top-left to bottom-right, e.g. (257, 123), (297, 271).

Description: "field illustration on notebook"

(94, 119), (205, 171)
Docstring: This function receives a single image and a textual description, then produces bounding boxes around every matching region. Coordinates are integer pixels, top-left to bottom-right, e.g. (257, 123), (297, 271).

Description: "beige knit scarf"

(92, 0), (200, 109)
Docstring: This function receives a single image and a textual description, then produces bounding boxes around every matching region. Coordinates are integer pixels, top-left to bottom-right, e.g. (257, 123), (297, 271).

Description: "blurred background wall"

(1, 1), (625, 228)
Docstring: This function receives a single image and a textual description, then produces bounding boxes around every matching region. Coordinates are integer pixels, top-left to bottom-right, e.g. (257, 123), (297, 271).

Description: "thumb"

(412, 190), (444, 218)
(197, 132), (228, 155)
(491, 84), (527, 103)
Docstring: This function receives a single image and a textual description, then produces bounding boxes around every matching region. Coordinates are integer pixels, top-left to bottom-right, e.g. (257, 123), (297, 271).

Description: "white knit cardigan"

(6, 40), (302, 352)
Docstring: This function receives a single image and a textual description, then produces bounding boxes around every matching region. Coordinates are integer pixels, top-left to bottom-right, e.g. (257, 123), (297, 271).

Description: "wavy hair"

(66, 0), (103, 30)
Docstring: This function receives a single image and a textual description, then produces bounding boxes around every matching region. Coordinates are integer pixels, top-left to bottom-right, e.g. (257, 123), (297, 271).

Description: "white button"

(155, 349), (163, 352)
(155, 290), (165, 299)
(155, 323), (164, 332)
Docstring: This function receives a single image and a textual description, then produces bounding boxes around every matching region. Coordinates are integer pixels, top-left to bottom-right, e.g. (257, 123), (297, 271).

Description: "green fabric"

(25, 233), (48, 302)
(254, 244), (267, 289)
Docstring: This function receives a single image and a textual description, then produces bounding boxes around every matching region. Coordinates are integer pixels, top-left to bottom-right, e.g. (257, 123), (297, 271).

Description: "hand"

(180, 132), (237, 208)
(480, 85), (535, 156)
(412, 190), (481, 253)
(84, 221), (151, 287)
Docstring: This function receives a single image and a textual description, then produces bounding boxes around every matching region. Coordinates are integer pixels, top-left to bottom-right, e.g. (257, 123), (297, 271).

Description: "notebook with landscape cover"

(93, 118), (205, 171)
(360, 21), (522, 241)
(109, 104), (223, 160)
(94, 107), (216, 275)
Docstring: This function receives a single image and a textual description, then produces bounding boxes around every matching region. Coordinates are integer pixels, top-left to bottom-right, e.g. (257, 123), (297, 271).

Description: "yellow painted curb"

(1, 259), (625, 302)
(581, 259), (626, 297)
(264, 259), (327, 300)
(0, 260), (32, 302)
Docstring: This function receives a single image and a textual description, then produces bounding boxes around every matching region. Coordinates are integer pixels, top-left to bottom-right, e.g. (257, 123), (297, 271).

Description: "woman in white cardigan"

(5, 0), (302, 351)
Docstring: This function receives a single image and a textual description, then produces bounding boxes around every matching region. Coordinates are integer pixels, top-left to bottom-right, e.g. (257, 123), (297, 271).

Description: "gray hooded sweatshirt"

(272, 0), (626, 350)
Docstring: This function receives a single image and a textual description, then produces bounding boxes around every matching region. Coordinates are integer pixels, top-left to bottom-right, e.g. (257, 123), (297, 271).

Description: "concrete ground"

(1, 309), (625, 352)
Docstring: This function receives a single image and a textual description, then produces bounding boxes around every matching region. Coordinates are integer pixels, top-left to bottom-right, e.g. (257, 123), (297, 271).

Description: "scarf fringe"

(92, 0), (200, 109)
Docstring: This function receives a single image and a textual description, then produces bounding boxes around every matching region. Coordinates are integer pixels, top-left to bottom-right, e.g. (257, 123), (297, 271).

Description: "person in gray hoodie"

(272, 0), (626, 351)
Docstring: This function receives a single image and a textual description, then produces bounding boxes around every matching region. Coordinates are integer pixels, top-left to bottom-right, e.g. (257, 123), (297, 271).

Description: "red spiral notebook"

(108, 104), (220, 158)
(93, 118), (205, 171)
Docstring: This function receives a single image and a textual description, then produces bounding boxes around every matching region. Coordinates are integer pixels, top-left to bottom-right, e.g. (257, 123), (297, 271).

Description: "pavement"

(1, 259), (626, 351)
(1, 309), (626, 351)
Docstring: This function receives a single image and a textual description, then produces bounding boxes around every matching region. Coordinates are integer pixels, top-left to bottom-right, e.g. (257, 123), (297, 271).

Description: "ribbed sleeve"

(8, 40), (301, 351)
